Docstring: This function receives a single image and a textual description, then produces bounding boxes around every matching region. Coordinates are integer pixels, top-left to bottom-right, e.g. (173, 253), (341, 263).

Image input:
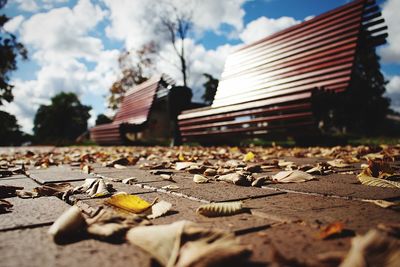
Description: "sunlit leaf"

(272, 170), (315, 183)
(243, 151), (255, 162)
(317, 222), (344, 239)
(357, 170), (400, 188)
(147, 200), (172, 219)
(196, 201), (244, 217)
(105, 193), (154, 213)
(362, 199), (400, 208)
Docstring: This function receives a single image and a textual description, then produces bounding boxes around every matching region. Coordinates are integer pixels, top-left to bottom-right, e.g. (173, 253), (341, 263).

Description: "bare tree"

(159, 2), (194, 87)
(108, 42), (158, 110)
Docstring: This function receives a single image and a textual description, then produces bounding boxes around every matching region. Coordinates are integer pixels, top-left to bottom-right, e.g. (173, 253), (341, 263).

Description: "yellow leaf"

(243, 151), (255, 162)
(106, 193), (154, 213)
(178, 152), (184, 161)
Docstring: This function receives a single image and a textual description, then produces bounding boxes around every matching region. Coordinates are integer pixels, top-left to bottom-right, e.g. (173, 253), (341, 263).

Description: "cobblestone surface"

(1, 146), (399, 267)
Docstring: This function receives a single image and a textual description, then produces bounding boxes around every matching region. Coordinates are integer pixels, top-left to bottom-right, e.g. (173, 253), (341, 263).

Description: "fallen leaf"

(127, 220), (251, 267)
(217, 173), (250, 186)
(178, 152), (185, 161)
(86, 209), (147, 241)
(175, 162), (196, 170)
(74, 178), (112, 197)
(193, 174), (209, 184)
(122, 177), (137, 184)
(114, 164), (127, 169)
(340, 229), (400, 267)
(244, 164), (262, 173)
(327, 159), (351, 168)
(161, 184), (180, 190)
(362, 199), (400, 208)
(105, 193), (155, 213)
(196, 201), (244, 217)
(147, 200), (172, 219)
(272, 171), (315, 183)
(0, 185), (24, 198)
(357, 170), (400, 188)
(243, 151), (255, 162)
(160, 174), (174, 182)
(0, 199), (13, 213)
(251, 176), (268, 187)
(203, 168), (217, 176)
(317, 222), (345, 239)
(48, 205), (87, 244)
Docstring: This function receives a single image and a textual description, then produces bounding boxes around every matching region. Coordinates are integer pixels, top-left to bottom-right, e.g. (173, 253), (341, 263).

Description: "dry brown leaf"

(217, 173), (250, 186)
(0, 185), (24, 198)
(162, 184), (180, 190)
(340, 230), (400, 267)
(327, 159), (351, 168)
(272, 170), (315, 183)
(147, 200), (172, 219)
(175, 162), (196, 171)
(196, 201), (244, 217)
(122, 177), (137, 184)
(48, 205), (87, 244)
(357, 170), (400, 188)
(203, 168), (217, 176)
(317, 222), (345, 240)
(251, 176), (268, 187)
(127, 220), (251, 267)
(0, 199), (13, 213)
(193, 174), (209, 184)
(74, 178), (112, 197)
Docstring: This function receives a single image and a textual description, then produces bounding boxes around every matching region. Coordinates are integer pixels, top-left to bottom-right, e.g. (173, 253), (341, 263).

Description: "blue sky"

(1, 0), (399, 133)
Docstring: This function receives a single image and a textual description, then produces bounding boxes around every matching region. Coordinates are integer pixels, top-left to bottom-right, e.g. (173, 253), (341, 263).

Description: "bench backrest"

(211, 0), (386, 108)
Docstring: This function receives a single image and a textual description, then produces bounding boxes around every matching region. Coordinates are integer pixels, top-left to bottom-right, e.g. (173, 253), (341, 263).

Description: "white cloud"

(3, 15), (25, 33)
(2, 0), (119, 133)
(103, 0), (246, 50)
(386, 75), (400, 112)
(380, 0), (400, 63)
(12, 0), (68, 12)
(239, 16), (300, 44)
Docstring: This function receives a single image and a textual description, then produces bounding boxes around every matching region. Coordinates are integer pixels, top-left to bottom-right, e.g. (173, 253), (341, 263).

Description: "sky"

(1, 0), (400, 134)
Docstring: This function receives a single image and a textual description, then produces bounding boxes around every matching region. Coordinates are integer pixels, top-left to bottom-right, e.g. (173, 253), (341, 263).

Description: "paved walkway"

(0, 146), (399, 266)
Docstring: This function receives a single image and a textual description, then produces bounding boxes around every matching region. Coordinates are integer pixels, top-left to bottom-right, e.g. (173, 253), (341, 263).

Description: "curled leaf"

(127, 220), (251, 267)
(196, 201), (244, 217)
(122, 177), (137, 184)
(317, 222), (345, 240)
(272, 170), (315, 183)
(327, 159), (351, 168)
(217, 173), (250, 186)
(48, 205), (87, 244)
(105, 193), (155, 213)
(0, 185), (24, 198)
(74, 178), (112, 198)
(0, 199), (13, 213)
(175, 162), (196, 171)
(357, 170), (400, 188)
(340, 230), (400, 267)
(251, 176), (268, 187)
(148, 200), (172, 219)
(193, 174), (209, 184)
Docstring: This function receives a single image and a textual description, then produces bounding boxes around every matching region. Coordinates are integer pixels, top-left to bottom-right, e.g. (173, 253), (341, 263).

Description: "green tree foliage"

(95, 114), (112, 125)
(33, 92), (91, 144)
(0, 0), (27, 105)
(0, 110), (29, 145)
(316, 31), (390, 136)
(108, 42), (157, 110)
(201, 73), (219, 105)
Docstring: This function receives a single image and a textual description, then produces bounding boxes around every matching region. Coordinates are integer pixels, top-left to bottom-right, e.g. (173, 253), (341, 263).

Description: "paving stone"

(0, 177), (40, 192)
(0, 197), (69, 230)
(27, 166), (94, 184)
(0, 226), (151, 267)
(246, 193), (400, 233)
(94, 167), (169, 183)
(262, 173), (400, 200)
(77, 190), (275, 234)
(240, 223), (352, 266)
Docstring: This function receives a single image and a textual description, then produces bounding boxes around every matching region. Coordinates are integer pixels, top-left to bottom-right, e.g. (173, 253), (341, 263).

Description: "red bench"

(178, 0), (387, 143)
(90, 75), (174, 145)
